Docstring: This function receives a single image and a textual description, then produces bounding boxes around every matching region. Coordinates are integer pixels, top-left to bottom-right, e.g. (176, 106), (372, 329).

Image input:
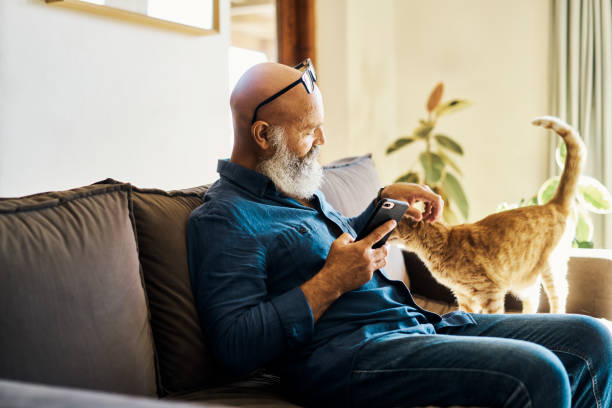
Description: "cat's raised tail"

(531, 116), (586, 211)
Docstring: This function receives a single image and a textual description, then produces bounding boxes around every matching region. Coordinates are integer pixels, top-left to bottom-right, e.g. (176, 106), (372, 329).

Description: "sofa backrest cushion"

(127, 184), (223, 396)
(320, 155), (409, 285)
(0, 184), (157, 397)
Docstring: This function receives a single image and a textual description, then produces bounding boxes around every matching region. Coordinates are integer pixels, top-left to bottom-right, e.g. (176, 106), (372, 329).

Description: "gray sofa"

(1, 154), (611, 408)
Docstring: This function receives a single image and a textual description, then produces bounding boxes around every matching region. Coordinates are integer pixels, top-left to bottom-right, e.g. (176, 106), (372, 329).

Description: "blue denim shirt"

(187, 160), (475, 400)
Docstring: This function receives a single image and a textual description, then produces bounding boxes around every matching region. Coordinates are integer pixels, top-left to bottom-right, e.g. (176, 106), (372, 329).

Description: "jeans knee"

(569, 315), (612, 361)
(558, 316), (612, 408)
(588, 317), (611, 349)
(536, 347), (569, 384)
(516, 343), (571, 407)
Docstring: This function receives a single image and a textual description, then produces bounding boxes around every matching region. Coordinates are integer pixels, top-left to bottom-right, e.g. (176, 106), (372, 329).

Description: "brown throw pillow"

(126, 183), (222, 395)
(0, 184), (157, 397)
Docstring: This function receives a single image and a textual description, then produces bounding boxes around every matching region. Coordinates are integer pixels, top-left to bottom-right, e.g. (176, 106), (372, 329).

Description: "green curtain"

(552, 0), (612, 248)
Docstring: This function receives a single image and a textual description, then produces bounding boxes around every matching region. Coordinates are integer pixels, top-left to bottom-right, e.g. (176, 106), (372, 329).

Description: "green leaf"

(435, 134), (464, 155)
(574, 240), (594, 249)
(415, 123), (434, 139)
(386, 136), (416, 154)
(434, 99), (470, 117)
(442, 205), (459, 225)
(578, 176), (612, 213)
(437, 150), (462, 176)
(575, 208), (594, 242)
(394, 171), (420, 184)
(537, 176), (559, 205)
(441, 172), (469, 219)
(419, 152), (445, 184)
(555, 141), (567, 170)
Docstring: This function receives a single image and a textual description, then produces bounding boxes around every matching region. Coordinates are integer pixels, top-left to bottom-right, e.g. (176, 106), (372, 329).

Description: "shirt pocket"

(274, 221), (333, 282)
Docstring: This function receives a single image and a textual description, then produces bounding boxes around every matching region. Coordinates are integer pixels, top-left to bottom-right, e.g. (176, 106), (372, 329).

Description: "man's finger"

(336, 232), (355, 245)
(429, 201), (437, 218)
(404, 207), (422, 221)
(374, 258), (387, 269)
(423, 202), (432, 219)
(372, 245), (388, 259)
(421, 195), (442, 222)
(362, 219), (397, 247)
(430, 196), (444, 221)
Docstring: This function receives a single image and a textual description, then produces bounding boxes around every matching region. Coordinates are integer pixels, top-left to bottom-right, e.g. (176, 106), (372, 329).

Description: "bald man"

(187, 61), (611, 408)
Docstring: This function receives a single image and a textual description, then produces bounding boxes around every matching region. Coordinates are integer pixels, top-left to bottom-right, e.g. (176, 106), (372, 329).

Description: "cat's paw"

(531, 116), (574, 136)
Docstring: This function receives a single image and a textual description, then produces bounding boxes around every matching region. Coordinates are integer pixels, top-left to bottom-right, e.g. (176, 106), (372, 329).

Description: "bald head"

(229, 62), (324, 170)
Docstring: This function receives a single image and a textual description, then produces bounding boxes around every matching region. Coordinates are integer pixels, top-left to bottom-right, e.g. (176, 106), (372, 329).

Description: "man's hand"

(321, 219), (395, 293)
(380, 183), (443, 222)
(300, 220), (396, 322)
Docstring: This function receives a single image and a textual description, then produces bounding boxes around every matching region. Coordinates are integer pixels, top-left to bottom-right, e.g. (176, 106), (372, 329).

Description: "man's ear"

(251, 120), (273, 151)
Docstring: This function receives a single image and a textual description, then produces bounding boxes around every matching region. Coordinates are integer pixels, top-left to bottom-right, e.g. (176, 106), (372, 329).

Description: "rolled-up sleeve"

(187, 211), (314, 375)
(270, 286), (314, 347)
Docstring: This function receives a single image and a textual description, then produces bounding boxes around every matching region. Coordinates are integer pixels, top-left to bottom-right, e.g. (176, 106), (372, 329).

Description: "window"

(229, 0), (276, 91)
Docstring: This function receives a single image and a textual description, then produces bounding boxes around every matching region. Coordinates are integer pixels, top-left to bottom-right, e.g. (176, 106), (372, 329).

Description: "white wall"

(0, 0), (232, 197)
(316, 0), (397, 171)
(317, 0), (553, 222)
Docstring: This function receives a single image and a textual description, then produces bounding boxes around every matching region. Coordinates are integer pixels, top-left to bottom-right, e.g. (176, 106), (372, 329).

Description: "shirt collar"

(217, 159), (277, 197)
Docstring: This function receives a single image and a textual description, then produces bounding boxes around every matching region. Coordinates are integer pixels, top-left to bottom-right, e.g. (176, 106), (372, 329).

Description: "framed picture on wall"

(45, 0), (219, 34)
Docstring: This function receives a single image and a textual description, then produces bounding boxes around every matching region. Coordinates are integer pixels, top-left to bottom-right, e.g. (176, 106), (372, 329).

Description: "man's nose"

(315, 127), (325, 145)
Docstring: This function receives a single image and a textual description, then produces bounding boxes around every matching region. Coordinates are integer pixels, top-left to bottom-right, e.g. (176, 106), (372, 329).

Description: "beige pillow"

(321, 154), (408, 286)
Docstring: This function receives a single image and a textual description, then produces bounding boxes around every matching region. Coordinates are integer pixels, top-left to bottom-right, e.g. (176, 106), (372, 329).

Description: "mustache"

(303, 145), (320, 162)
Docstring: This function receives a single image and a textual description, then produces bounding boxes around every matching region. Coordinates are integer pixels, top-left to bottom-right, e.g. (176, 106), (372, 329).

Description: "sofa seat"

(0, 379), (205, 408)
(164, 371), (299, 408)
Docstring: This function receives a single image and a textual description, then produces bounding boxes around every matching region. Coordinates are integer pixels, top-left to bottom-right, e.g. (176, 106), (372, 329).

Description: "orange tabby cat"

(393, 117), (585, 314)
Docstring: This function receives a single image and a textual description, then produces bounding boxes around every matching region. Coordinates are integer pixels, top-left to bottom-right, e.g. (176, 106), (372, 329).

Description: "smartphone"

(356, 198), (409, 248)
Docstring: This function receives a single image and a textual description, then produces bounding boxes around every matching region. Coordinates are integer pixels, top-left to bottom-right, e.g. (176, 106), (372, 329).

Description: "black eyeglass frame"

(250, 58), (317, 125)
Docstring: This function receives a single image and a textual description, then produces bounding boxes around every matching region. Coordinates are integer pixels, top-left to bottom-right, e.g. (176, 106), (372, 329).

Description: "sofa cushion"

(0, 379), (204, 408)
(0, 184), (157, 397)
(320, 154), (408, 286)
(564, 248), (612, 319)
(128, 184), (224, 395)
(164, 370), (300, 407)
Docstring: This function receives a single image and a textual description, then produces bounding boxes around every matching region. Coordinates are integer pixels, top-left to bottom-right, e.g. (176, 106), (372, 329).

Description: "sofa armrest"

(0, 379), (211, 408)
(403, 248), (612, 319)
(565, 248), (612, 319)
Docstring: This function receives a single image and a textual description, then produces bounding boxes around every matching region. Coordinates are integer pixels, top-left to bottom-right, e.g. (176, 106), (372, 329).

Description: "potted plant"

(386, 82), (470, 224)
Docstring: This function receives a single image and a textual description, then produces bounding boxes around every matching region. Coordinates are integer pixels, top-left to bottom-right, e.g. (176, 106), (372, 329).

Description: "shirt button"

(299, 226), (307, 234)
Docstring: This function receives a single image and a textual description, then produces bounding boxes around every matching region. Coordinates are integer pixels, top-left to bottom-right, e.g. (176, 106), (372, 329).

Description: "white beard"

(257, 126), (323, 200)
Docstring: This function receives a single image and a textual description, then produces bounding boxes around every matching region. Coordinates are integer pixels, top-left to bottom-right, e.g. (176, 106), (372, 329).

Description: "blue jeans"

(348, 314), (611, 408)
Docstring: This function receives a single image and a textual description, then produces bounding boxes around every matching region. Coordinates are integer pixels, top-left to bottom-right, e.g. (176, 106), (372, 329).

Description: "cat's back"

(473, 203), (568, 241)
(447, 203), (569, 286)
